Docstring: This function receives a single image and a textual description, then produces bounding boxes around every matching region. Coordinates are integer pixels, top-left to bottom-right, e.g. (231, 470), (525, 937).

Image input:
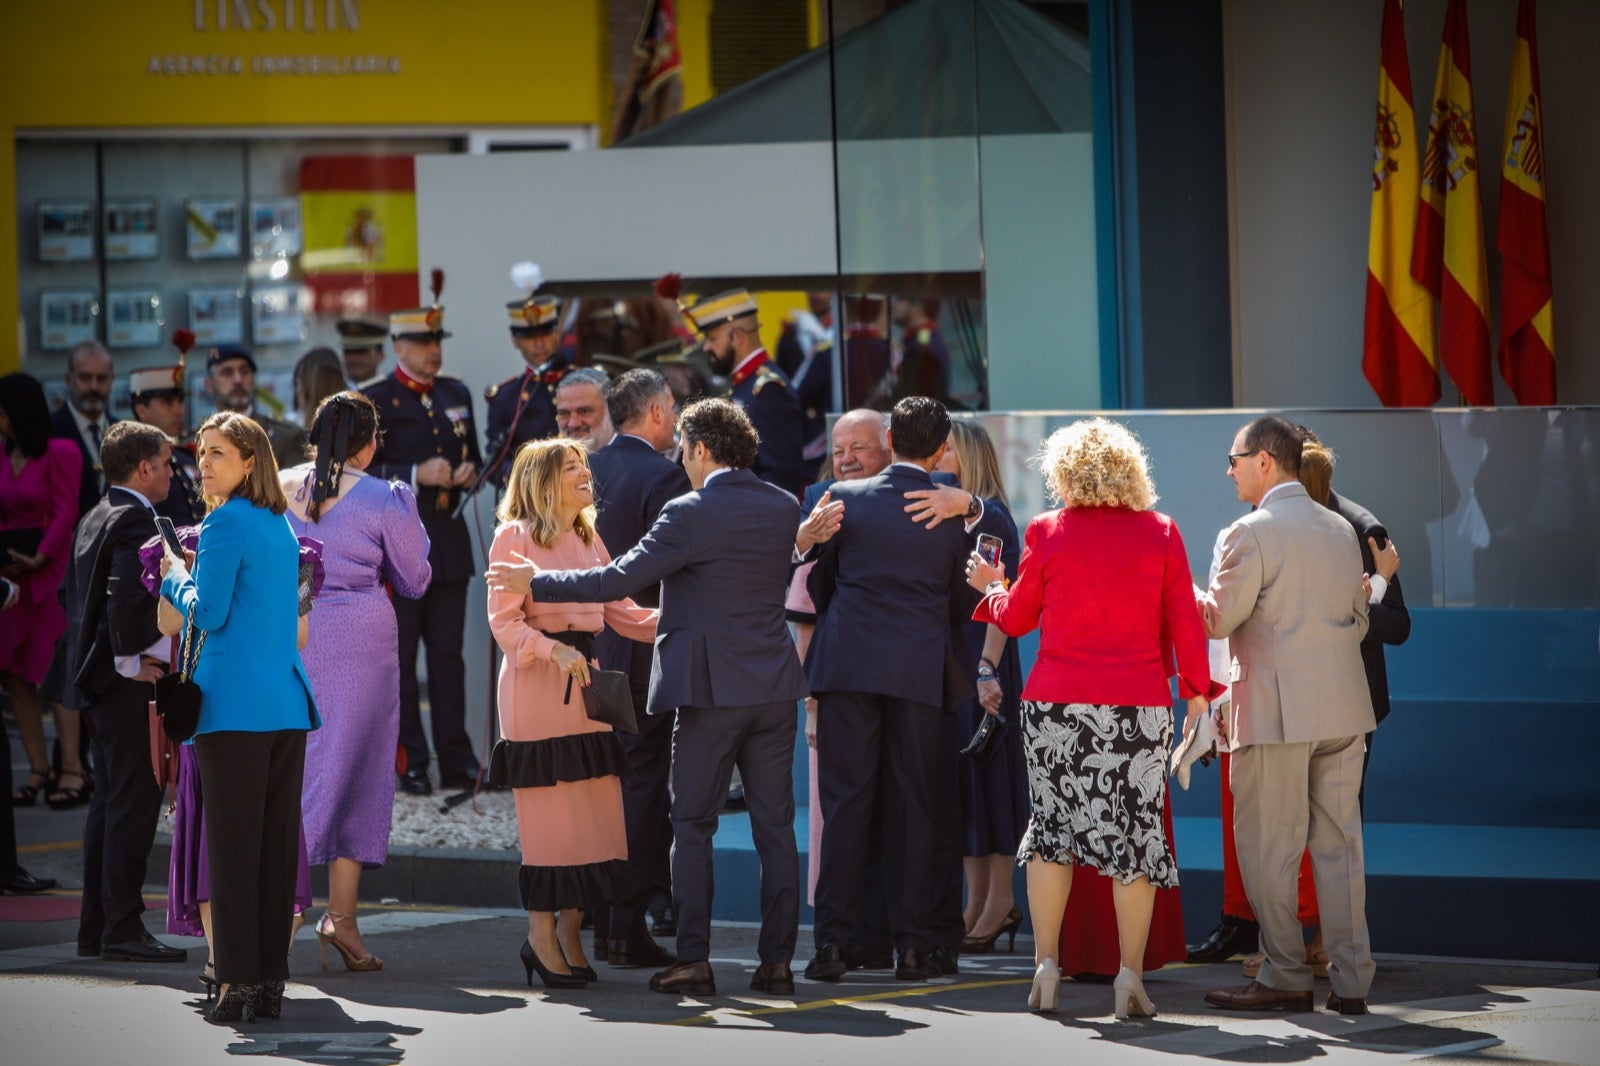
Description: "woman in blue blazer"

(162, 412), (318, 1025)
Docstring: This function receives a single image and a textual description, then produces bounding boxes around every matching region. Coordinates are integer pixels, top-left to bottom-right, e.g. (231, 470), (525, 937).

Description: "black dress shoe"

(723, 783), (746, 811)
(844, 943), (894, 970)
(1186, 915), (1259, 963)
(804, 943), (848, 982)
(1, 867), (57, 894)
(649, 959), (716, 996)
(750, 962), (795, 995)
(102, 929), (188, 963)
(895, 947), (938, 981)
(398, 768), (433, 796)
(928, 946), (960, 976)
(606, 935), (674, 969)
(1326, 992), (1369, 1015)
(650, 902), (677, 937)
(77, 944), (102, 958)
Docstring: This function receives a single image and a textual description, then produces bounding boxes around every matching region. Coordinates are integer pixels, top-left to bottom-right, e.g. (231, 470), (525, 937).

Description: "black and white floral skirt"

(1016, 701), (1177, 888)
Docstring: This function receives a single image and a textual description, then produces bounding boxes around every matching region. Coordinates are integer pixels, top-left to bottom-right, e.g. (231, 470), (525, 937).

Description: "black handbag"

(959, 710), (1009, 762)
(154, 612), (205, 742)
(566, 670), (638, 734)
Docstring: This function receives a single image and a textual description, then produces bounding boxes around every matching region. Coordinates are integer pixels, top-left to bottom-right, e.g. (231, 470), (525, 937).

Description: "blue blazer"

(530, 467), (808, 717)
(161, 497), (319, 736)
(804, 465), (978, 708)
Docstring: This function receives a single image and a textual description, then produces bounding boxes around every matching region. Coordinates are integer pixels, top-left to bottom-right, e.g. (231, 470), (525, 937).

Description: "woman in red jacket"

(965, 417), (1216, 1019)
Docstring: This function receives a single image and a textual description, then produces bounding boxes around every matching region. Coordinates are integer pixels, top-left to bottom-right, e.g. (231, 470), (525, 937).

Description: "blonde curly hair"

(1036, 417), (1156, 510)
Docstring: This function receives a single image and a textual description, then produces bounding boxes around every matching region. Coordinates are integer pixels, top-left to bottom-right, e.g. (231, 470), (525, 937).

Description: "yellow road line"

(18, 841), (81, 854)
(661, 976), (1031, 1025)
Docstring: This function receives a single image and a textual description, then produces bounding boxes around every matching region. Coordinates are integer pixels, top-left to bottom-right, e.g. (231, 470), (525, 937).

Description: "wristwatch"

(964, 493), (981, 520)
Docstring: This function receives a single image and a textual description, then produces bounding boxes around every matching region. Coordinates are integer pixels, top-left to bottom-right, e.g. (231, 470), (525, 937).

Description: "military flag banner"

(299, 155), (420, 316)
(1496, 0), (1556, 405)
(1363, 0), (1440, 407)
(1412, 0), (1492, 406)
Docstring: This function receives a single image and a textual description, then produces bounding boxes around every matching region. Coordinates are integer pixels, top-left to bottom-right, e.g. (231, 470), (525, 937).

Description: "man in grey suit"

(1198, 415), (1376, 1015)
(493, 398), (807, 997)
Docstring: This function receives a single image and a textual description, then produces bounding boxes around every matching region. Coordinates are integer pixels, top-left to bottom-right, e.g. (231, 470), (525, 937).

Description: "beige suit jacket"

(1202, 482), (1375, 749)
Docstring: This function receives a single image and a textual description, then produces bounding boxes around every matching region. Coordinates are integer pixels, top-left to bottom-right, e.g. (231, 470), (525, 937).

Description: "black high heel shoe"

(961, 905), (1025, 954)
(198, 962), (217, 1002)
(256, 980), (285, 1020)
(520, 939), (588, 989)
(208, 982), (258, 1024)
(559, 941), (597, 982)
(11, 769), (54, 807)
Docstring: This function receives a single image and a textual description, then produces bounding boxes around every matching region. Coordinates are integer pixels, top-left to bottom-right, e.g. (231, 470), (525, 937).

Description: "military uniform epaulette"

(752, 363), (789, 395)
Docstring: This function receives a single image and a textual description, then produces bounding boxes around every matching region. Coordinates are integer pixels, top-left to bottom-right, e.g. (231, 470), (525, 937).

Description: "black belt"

(544, 630), (595, 658)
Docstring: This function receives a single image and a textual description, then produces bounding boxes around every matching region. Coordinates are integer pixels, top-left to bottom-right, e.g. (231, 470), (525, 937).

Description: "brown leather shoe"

(1205, 980), (1314, 1012)
(1326, 992), (1368, 1015)
(648, 960), (716, 996)
(750, 962), (795, 995)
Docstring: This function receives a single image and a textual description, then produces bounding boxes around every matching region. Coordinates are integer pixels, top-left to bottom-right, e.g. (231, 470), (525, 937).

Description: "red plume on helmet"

(652, 272), (683, 302)
(429, 268), (444, 306)
(172, 328), (196, 374)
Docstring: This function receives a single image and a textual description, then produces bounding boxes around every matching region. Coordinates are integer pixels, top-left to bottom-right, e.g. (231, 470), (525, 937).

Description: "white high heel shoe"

(1028, 958), (1061, 1012)
(1113, 965), (1157, 1018)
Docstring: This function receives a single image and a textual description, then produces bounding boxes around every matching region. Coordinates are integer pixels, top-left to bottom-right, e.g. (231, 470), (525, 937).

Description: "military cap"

(390, 305), (450, 341)
(682, 288), (758, 334)
(129, 365), (187, 400)
(336, 317), (388, 352)
(207, 344), (256, 372)
(507, 295), (561, 334)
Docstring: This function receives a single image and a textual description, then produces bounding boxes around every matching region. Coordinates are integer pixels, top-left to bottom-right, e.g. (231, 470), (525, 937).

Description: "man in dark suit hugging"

(494, 398), (807, 997)
(803, 396), (980, 983)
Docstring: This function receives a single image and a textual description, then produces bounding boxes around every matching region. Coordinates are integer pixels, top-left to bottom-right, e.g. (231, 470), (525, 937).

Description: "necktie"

(88, 422), (105, 491)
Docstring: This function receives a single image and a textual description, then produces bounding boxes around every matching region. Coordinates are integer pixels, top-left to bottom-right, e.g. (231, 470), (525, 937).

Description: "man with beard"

(554, 368), (616, 454)
(336, 318), (388, 385)
(203, 344), (308, 468)
(51, 340), (117, 519)
(682, 288), (803, 498)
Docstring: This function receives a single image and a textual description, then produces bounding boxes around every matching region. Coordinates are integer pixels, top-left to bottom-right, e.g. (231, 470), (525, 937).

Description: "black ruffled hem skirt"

(517, 858), (652, 912)
(488, 731), (627, 790)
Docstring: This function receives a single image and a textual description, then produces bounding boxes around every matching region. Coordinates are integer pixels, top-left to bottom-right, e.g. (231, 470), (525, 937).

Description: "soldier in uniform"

(361, 301), (483, 796)
(202, 344), (310, 467)
(128, 366), (205, 527)
(682, 288), (804, 498)
(483, 294), (566, 489)
(335, 318), (389, 385)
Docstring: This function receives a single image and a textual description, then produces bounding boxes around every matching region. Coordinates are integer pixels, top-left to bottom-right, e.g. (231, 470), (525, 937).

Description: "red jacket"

(974, 506), (1218, 707)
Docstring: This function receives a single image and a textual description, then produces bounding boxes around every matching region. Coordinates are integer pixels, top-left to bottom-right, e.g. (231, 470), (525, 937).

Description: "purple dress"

(285, 470), (432, 867)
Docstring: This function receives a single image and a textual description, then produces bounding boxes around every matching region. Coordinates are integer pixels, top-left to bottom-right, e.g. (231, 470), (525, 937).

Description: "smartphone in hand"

(155, 516), (185, 559)
(976, 533), (1004, 567)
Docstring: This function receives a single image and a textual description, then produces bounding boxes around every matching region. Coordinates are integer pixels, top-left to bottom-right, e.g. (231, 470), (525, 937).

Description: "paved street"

(3, 893), (1598, 1066)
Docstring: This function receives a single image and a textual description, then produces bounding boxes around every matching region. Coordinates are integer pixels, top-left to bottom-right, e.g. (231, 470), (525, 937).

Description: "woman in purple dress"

(281, 392), (431, 971)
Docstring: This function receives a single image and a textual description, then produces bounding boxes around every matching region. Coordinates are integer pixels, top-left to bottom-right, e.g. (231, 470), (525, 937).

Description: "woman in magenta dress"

(282, 392), (432, 971)
(0, 373), (83, 807)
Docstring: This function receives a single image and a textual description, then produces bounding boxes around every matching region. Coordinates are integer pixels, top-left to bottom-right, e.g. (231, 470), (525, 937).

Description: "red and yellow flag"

(299, 156), (420, 316)
(1411, 0), (1492, 406)
(1363, 0), (1439, 407)
(1496, 0), (1556, 405)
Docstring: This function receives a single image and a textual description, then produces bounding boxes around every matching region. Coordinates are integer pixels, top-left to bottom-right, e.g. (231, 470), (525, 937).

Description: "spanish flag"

(1363, 0), (1439, 407)
(1412, 0), (1493, 406)
(299, 156), (420, 316)
(1496, 0), (1556, 405)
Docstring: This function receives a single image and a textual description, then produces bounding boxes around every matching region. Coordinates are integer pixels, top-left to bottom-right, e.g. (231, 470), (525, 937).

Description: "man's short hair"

(557, 367), (610, 394)
(678, 398), (758, 470)
(68, 339), (111, 372)
(607, 369), (671, 428)
(888, 395), (950, 461)
(100, 421), (170, 484)
(1241, 415), (1304, 478)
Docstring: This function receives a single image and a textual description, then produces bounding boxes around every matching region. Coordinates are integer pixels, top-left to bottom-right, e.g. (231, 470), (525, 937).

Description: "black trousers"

(2, 721), (17, 875)
(77, 680), (162, 949)
(394, 578), (478, 781)
(814, 691), (946, 953)
(670, 702), (799, 965)
(929, 708), (966, 952)
(607, 706), (675, 941)
(194, 729), (306, 984)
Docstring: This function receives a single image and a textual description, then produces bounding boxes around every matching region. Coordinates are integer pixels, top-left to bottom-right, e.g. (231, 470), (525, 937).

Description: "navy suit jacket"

(529, 467), (807, 717)
(1328, 489), (1411, 724)
(587, 434), (692, 688)
(62, 487), (162, 703)
(804, 464), (978, 708)
(50, 404), (113, 521)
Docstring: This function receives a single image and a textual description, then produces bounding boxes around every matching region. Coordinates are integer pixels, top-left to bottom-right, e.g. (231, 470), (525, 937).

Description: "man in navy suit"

(495, 398), (807, 997)
(803, 396), (979, 983)
(585, 369), (690, 968)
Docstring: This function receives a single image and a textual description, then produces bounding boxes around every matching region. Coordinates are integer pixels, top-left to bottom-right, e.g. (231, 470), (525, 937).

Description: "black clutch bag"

(565, 669), (638, 734)
(0, 527), (44, 558)
(959, 711), (1009, 762)
(154, 614), (205, 742)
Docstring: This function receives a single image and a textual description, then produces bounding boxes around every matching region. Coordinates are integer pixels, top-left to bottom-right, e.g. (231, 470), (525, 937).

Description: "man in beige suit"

(1197, 416), (1376, 1015)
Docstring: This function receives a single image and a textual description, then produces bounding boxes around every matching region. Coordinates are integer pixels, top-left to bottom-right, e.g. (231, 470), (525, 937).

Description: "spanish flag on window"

(1363, 0), (1440, 407)
(299, 156), (420, 316)
(1411, 0), (1493, 406)
(1496, 0), (1556, 405)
